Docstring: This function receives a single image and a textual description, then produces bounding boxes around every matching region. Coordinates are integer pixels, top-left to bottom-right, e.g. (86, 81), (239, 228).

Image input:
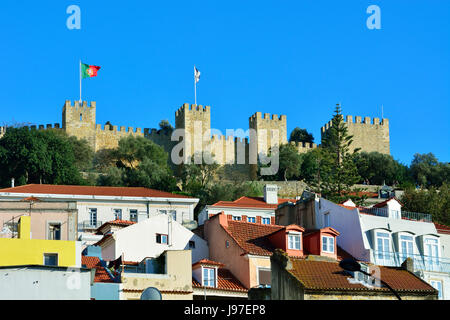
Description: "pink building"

(0, 198), (78, 240)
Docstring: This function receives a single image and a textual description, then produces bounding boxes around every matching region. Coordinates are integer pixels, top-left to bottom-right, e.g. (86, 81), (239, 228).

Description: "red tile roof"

(97, 219), (136, 232)
(287, 258), (436, 294)
(192, 268), (248, 292)
(81, 256), (114, 283)
(212, 196), (296, 210)
(224, 220), (285, 256)
(434, 223), (450, 235)
(0, 184), (194, 199)
(192, 259), (225, 268)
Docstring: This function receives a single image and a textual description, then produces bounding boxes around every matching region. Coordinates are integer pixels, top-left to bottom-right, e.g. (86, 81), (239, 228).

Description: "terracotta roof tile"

(212, 196), (296, 210)
(287, 258), (436, 294)
(192, 259), (225, 268)
(192, 268), (248, 292)
(225, 220), (285, 256)
(0, 184), (194, 199)
(81, 256), (114, 283)
(434, 222), (450, 234)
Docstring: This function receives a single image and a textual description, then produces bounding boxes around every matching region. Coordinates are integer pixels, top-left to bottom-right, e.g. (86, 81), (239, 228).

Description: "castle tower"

(321, 115), (390, 155)
(175, 103), (211, 162)
(249, 112), (287, 156)
(62, 100), (96, 150)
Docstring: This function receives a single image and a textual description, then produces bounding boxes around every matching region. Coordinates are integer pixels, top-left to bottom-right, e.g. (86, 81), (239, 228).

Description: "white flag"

(194, 66), (201, 83)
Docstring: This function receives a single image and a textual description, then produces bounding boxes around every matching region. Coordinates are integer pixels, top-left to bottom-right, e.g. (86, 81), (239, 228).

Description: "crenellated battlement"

(21, 123), (61, 131)
(320, 115), (389, 133)
(175, 103), (210, 117)
(249, 112), (287, 122)
(64, 100), (96, 110)
(95, 124), (142, 134)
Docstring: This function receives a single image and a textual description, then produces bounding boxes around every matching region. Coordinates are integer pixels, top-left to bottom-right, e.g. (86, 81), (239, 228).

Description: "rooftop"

(0, 184), (194, 199)
(192, 267), (248, 292)
(211, 196), (296, 210)
(81, 256), (115, 283)
(286, 257), (437, 294)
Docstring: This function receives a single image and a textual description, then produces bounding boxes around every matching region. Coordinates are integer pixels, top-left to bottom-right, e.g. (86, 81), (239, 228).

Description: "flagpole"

(79, 60), (82, 103)
(194, 65), (197, 105)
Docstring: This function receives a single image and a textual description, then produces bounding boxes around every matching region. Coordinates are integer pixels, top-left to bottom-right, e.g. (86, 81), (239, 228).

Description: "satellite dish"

(339, 258), (361, 272)
(140, 287), (162, 300)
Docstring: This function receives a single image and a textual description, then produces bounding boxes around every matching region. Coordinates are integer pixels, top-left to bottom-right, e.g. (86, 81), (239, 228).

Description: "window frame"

(232, 216), (242, 221)
(89, 208), (98, 227)
(322, 235), (335, 253)
(247, 216), (256, 223)
(129, 209), (138, 222)
(156, 233), (168, 245)
(261, 217), (270, 225)
(202, 267), (216, 287)
(43, 253), (58, 266)
(113, 208), (122, 220)
(287, 232), (301, 250)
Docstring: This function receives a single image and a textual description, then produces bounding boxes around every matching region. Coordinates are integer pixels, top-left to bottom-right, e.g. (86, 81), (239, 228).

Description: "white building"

(198, 184), (296, 226)
(96, 213), (209, 263)
(0, 184), (199, 245)
(304, 194), (450, 300)
(0, 265), (92, 300)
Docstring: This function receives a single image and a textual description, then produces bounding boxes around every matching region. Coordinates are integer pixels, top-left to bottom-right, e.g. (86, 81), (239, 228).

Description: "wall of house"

(439, 232), (450, 260)
(270, 255), (305, 300)
(102, 214), (208, 263)
(318, 198), (368, 261)
(121, 250), (193, 300)
(204, 217), (251, 289)
(91, 282), (122, 300)
(199, 206), (275, 226)
(248, 256), (271, 288)
(420, 270), (450, 300)
(0, 266), (91, 300)
(0, 201), (78, 240)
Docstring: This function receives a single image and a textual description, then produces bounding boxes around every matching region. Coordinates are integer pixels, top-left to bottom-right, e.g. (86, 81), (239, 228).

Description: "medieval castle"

(0, 100), (390, 177)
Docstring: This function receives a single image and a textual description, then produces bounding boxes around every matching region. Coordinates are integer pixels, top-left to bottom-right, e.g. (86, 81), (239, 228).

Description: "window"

(44, 253), (58, 266)
(130, 209), (138, 222)
(113, 209), (122, 220)
(89, 208), (97, 227)
(232, 216), (241, 221)
(48, 223), (61, 240)
(425, 238), (439, 269)
(203, 268), (215, 287)
(322, 236), (335, 253)
(189, 241), (196, 249)
(247, 217), (256, 223)
(400, 234), (414, 259)
(79, 113), (82, 121)
(225, 240), (230, 248)
(390, 210), (401, 219)
(261, 217), (270, 225)
(156, 234), (168, 244)
(288, 233), (301, 250)
(324, 213), (330, 227)
(258, 268), (271, 286)
(158, 209), (167, 215)
(430, 280), (443, 299)
(376, 232), (391, 261)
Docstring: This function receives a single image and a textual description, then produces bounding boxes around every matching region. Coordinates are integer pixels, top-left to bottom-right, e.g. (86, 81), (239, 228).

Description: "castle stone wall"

(321, 115), (390, 155)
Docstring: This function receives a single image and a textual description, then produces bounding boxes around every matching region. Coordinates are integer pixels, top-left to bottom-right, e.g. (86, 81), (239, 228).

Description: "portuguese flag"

(81, 63), (101, 79)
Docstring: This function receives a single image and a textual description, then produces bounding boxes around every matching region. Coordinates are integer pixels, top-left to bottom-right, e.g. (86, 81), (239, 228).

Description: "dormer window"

(322, 236), (335, 253)
(288, 233), (301, 250)
(247, 217), (256, 223)
(424, 237), (439, 267)
(262, 217), (270, 225)
(203, 267), (216, 287)
(399, 234), (414, 259)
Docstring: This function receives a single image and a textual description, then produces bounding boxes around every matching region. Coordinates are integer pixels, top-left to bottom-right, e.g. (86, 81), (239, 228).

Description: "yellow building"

(0, 216), (81, 267)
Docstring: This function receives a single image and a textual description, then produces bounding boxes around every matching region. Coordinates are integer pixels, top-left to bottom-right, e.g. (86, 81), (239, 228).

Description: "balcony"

(359, 207), (432, 223)
(371, 250), (450, 273)
(78, 220), (103, 231)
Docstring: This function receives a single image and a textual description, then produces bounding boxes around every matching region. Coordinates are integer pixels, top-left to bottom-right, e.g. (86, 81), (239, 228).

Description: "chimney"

(401, 257), (414, 273)
(263, 184), (278, 204)
(218, 211), (228, 227)
(11, 178), (14, 188)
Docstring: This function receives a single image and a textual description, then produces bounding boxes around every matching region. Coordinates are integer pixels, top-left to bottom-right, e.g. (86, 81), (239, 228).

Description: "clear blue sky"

(0, 0), (448, 165)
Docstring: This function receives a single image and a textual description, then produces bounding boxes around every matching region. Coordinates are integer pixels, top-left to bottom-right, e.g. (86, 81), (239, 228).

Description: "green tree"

(179, 152), (220, 193)
(97, 136), (177, 191)
(400, 183), (450, 226)
(259, 144), (303, 181)
(410, 153), (450, 188)
(0, 127), (82, 186)
(289, 127), (314, 144)
(317, 104), (362, 203)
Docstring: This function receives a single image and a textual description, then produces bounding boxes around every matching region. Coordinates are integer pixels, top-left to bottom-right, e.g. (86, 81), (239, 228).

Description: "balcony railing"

(78, 220), (103, 231)
(371, 250), (450, 273)
(359, 207), (432, 223)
